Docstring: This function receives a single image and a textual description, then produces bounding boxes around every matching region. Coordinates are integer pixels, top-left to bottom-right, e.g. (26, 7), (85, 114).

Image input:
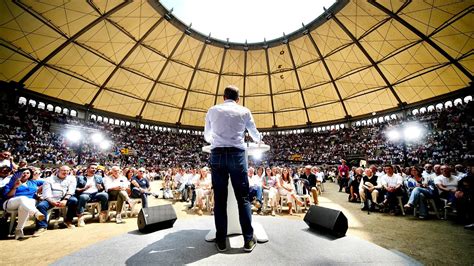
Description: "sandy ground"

(1, 181), (473, 265)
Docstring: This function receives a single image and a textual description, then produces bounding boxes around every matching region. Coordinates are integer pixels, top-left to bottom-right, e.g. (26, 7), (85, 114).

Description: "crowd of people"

(0, 97), (472, 240)
(1, 98), (472, 170)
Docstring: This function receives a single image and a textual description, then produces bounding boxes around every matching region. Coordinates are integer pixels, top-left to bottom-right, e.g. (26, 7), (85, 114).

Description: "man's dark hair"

(384, 164), (393, 169)
(224, 85), (239, 101)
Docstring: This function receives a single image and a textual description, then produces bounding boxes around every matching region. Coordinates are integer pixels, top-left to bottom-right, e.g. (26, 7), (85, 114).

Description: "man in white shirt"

(204, 85), (261, 253)
(380, 165), (403, 214)
(104, 166), (136, 223)
(422, 164), (437, 181)
(35, 165), (77, 234)
(435, 165), (458, 206)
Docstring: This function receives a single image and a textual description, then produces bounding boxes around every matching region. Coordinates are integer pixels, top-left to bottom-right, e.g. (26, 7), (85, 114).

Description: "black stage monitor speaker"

(137, 204), (177, 233)
(304, 205), (348, 237)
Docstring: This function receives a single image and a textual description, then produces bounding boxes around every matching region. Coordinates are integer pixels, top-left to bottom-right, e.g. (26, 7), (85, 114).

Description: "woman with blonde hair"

(194, 167), (212, 216)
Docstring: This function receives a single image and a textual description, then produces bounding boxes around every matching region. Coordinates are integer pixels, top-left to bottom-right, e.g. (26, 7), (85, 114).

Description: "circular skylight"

(160, 0), (337, 43)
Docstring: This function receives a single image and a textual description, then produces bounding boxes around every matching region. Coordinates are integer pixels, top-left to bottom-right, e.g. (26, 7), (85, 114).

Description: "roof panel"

(0, 1), (66, 60)
(325, 44), (371, 79)
(180, 110), (206, 127)
(107, 68), (153, 99)
(289, 35), (318, 66)
(303, 83), (340, 107)
(190, 70), (219, 94)
(275, 110), (307, 127)
(183, 92), (214, 112)
(344, 89), (397, 117)
(268, 44), (293, 73)
(273, 92), (303, 112)
(221, 49), (245, 75)
(159, 61), (194, 89)
(122, 45), (166, 79)
(172, 36), (205, 67)
(76, 20), (135, 63)
(310, 19), (352, 57)
(245, 96), (272, 113)
(109, 0), (160, 40)
(394, 65), (469, 104)
(199, 45), (224, 72)
(0, 47), (36, 81)
(25, 67), (98, 104)
(296, 60), (330, 89)
(246, 50), (267, 75)
(141, 102), (180, 123)
(307, 103), (345, 123)
(271, 70), (299, 94)
(336, 67), (387, 99)
(245, 75), (270, 96)
(148, 83), (186, 108)
(143, 20), (182, 57)
(252, 113), (274, 128)
(49, 43), (115, 84)
(337, 0), (386, 39)
(25, 0), (98, 37)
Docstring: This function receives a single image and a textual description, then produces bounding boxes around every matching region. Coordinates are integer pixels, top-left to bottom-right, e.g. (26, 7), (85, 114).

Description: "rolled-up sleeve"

(204, 111), (213, 144)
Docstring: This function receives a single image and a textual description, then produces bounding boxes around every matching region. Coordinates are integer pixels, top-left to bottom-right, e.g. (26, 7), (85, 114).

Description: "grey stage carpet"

(53, 216), (420, 265)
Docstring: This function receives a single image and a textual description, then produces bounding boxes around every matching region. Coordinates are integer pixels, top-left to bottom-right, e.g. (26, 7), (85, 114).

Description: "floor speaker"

(137, 204), (177, 233)
(303, 205), (348, 237)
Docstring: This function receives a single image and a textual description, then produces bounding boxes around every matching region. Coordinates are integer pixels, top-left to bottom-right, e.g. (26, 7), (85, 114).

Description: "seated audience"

(73, 163), (109, 227)
(299, 165), (318, 205)
(104, 166), (136, 224)
(194, 167), (212, 215)
(248, 167), (263, 213)
(278, 167), (304, 215)
(435, 165), (458, 206)
(380, 165), (404, 214)
(35, 165), (77, 234)
(359, 168), (380, 210)
(131, 167), (150, 208)
(262, 167), (278, 216)
(2, 169), (45, 239)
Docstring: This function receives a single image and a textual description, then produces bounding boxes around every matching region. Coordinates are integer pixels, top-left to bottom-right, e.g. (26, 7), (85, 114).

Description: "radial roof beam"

(306, 32), (349, 117)
(242, 46), (248, 106)
(88, 15), (166, 107)
(286, 41), (311, 124)
(369, 0), (473, 81)
(213, 48), (228, 105)
(177, 42), (209, 124)
(18, 0), (131, 85)
(264, 46), (277, 127)
(329, 11), (404, 106)
(137, 31), (187, 118)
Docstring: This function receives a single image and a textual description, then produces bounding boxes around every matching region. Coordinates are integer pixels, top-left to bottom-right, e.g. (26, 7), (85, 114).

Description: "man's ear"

(236, 97), (240, 103)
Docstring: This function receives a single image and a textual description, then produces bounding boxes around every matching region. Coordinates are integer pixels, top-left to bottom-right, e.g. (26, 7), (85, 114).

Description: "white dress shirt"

(204, 99), (261, 150)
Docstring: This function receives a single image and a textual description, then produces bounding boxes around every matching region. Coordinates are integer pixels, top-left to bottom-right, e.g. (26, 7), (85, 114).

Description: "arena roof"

(1, 0), (472, 129)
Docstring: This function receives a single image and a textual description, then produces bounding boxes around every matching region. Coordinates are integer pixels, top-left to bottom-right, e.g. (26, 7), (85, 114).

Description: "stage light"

(253, 151), (263, 160)
(99, 140), (111, 150)
(91, 132), (104, 143)
(66, 130), (82, 142)
(403, 124), (422, 141)
(387, 129), (400, 142)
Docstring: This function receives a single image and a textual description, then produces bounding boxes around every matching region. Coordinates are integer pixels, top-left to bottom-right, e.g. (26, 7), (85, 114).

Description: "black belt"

(211, 147), (245, 152)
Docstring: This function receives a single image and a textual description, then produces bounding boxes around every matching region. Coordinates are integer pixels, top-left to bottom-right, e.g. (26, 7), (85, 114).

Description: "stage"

(53, 216), (419, 265)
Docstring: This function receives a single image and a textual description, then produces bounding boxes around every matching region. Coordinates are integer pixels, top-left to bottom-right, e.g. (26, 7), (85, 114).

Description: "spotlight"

(99, 140), (111, 150)
(253, 151), (263, 160)
(91, 132), (104, 143)
(403, 124), (422, 141)
(387, 129), (400, 141)
(66, 130), (82, 142)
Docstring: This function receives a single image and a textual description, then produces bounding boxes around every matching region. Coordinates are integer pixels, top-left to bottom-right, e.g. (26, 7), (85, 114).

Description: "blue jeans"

(249, 185), (263, 204)
(75, 192), (109, 215)
(210, 147), (253, 243)
(408, 187), (434, 216)
(36, 199), (77, 228)
(131, 187), (148, 208)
